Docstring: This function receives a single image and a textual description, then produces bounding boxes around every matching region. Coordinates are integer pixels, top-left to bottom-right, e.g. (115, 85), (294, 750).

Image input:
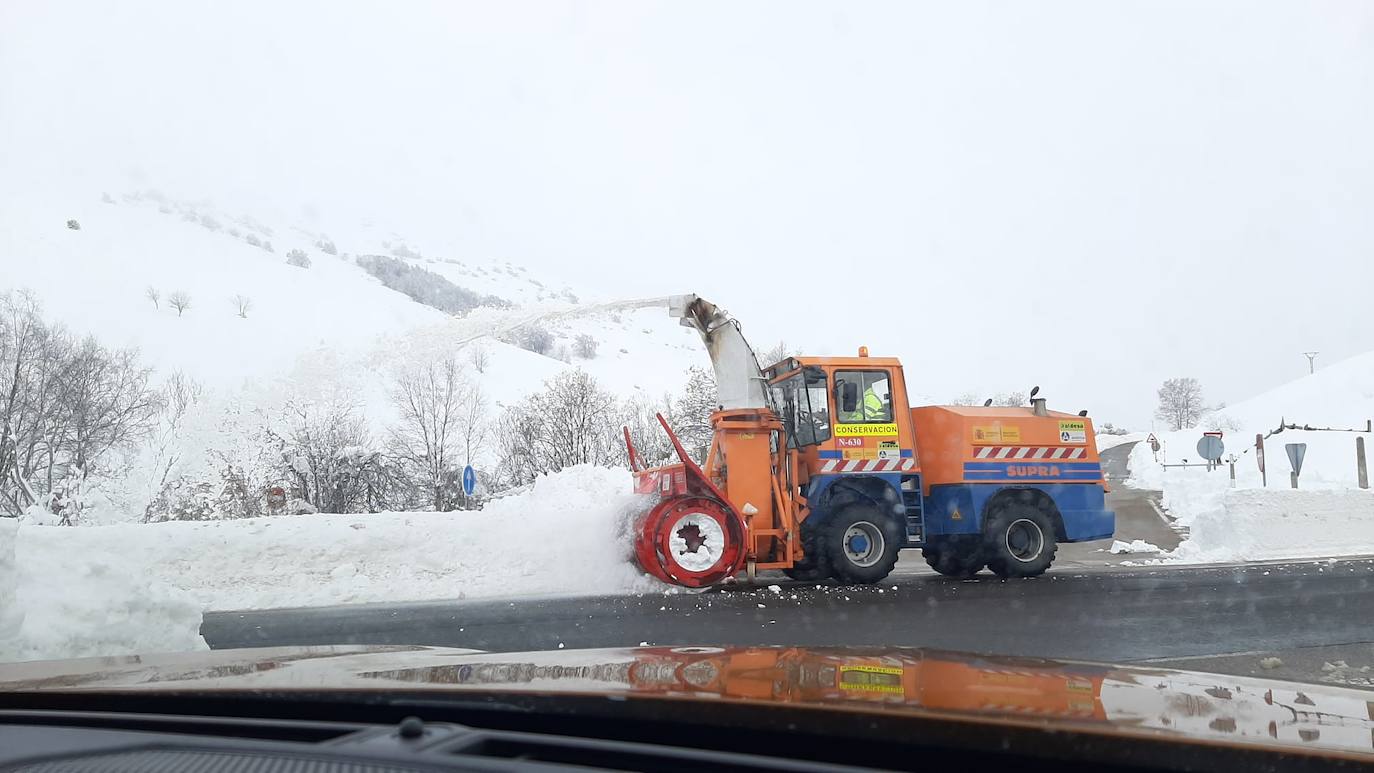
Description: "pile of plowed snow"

(3, 466), (658, 662)
(1128, 352), (1374, 564)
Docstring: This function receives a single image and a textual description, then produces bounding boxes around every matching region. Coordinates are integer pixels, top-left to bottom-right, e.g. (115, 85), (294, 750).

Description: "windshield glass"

(772, 368), (831, 447)
(3, 4), (1374, 763)
(835, 370), (892, 424)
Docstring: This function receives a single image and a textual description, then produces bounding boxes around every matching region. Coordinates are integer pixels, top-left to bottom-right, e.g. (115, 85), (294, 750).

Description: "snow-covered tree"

(468, 345), (490, 374)
(499, 324), (553, 356)
(144, 286), (160, 309)
(0, 292), (161, 519)
(388, 358), (485, 511)
(573, 333), (598, 359)
(168, 291), (191, 317)
(145, 371), (204, 497)
(619, 394), (675, 468)
(285, 249), (311, 268)
(495, 370), (617, 486)
(1156, 377), (1206, 431)
(233, 295), (252, 318)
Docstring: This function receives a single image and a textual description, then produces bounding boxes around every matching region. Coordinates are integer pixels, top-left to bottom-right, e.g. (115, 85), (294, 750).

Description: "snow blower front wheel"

(633, 496), (746, 588)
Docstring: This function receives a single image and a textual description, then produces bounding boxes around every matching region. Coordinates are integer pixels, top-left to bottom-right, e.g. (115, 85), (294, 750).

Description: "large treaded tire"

(983, 503), (1057, 578)
(822, 505), (902, 584)
(783, 521), (831, 581)
(922, 535), (985, 578)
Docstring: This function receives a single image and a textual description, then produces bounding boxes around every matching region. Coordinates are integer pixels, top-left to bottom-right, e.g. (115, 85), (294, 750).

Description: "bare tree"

(619, 394), (675, 467)
(0, 292), (161, 519)
(50, 337), (162, 477)
(468, 345), (490, 374)
(1156, 377), (1206, 431)
(389, 358), (482, 511)
(993, 391), (1026, 407)
(669, 365), (718, 463)
(146, 371), (203, 495)
(948, 391), (982, 406)
(948, 390), (1025, 407)
(144, 286), (160, 309)
(758, 340), (800, 368)
(233, 295), (252, 319)
(168, 291), (191, 317)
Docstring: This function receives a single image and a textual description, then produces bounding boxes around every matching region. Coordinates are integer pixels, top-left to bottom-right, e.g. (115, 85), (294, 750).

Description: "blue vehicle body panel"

(924, 482), (1113, 542)
(805, 473), (1114, 545)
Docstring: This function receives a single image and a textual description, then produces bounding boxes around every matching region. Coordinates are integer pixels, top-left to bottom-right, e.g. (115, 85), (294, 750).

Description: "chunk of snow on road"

(8, 466), (659, 661)
(1109, 539), (1161, 554)
(1259, 657), (1283, 669)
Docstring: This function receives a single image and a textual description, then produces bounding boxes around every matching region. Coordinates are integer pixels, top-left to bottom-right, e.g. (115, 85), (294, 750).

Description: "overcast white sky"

(3, 1), (1372, 427)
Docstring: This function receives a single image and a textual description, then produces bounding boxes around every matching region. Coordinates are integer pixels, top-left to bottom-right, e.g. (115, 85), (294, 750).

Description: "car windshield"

(4, 1), (1374, 763)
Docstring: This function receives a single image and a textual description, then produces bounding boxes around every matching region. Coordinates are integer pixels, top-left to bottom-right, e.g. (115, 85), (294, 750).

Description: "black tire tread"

(983, 503), (1058, 578)
(922, 535), (985, 578)
(823, 504), (902, 584)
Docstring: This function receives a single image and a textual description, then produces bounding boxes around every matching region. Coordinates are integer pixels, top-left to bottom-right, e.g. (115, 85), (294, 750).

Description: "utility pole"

(1303, 351), (1319, 374)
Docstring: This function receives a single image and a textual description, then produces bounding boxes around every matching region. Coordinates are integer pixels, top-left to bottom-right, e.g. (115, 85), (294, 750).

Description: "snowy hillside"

(1132, 352), (1374, 491)
(0, 186), (706, 399)
(0, 184), (713, 518)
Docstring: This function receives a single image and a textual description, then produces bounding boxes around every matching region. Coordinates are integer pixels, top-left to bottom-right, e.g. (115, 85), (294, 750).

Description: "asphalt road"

(204, 557), (1374, 668)
(203, 443), (1374, 682)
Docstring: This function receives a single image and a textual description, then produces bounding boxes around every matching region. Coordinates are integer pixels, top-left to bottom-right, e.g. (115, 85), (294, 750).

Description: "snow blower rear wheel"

(633, 496), (745, 588)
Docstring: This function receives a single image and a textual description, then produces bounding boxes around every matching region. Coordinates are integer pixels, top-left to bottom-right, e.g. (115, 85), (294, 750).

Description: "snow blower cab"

(622, 295), (1114, 588)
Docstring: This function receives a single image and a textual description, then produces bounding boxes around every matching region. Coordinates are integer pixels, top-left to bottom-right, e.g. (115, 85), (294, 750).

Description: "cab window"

(834, 370), (892, 423)
(770, 368), (831, 447)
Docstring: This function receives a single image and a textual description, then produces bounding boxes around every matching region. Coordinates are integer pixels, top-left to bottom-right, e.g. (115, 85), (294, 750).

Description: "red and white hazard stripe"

(819, 458), (917, 473)
(973, 446), (1087, 460)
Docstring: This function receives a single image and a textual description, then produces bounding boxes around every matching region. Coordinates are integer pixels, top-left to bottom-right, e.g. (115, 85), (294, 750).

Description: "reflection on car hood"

(2, 644), (1372, 757)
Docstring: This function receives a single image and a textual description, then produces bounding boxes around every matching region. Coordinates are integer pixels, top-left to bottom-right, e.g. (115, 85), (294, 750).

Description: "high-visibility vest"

(840, 388), (885, 423)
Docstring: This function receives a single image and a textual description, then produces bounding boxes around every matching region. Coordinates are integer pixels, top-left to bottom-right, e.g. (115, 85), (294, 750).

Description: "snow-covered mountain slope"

(0, 186), (708, 405)
(0, 190), (446, 390)
(0, 183), (713, 523)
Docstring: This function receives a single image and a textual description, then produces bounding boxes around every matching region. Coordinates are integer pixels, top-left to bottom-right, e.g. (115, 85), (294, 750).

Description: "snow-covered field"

(1129, 354), (1374, 564)
(2, 466), (657, 663)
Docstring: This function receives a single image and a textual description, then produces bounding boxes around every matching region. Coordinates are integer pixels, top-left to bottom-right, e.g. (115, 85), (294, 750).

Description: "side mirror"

(837, 381), (859, 414)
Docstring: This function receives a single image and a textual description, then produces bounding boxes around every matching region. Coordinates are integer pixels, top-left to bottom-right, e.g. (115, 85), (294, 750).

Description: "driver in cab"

(838, 379), (888, 423)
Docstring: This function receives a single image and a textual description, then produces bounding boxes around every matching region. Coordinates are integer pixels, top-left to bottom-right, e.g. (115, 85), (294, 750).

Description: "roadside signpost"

(1285, 443), (1307, 489)
(1197, 433), (1224, 471)
(1256, 434), (1266, 487)
(1359, 437), (1370, 490)
(462, 465), (478, 497)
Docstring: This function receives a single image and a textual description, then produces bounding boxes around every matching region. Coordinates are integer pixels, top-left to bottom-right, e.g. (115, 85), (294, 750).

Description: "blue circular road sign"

(1196, 435), (1225, 461)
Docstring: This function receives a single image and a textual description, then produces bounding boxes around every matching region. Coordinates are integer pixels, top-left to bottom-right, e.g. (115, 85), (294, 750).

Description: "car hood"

(2, 644), (1372, 758)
